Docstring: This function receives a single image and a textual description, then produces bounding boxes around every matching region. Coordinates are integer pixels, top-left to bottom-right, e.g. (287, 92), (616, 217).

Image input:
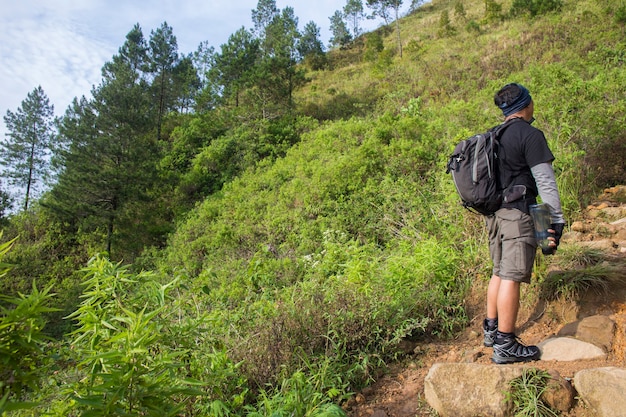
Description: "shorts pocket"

(498, 209), (535, 241)
(501, 236), (536, 283)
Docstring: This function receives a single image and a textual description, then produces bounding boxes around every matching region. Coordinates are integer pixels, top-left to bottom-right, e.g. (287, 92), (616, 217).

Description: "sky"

(0, 0), (410, 136)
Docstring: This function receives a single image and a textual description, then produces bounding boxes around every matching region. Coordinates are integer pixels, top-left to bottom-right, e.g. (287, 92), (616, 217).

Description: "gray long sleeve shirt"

(531, 162), (565, 224)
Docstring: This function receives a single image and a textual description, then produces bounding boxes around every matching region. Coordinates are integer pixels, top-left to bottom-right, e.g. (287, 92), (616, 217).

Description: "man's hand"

(546, 223), (565, 253)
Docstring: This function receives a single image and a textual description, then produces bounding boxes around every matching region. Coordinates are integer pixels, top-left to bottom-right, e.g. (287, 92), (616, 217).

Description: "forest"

(1, 0), (625, 415)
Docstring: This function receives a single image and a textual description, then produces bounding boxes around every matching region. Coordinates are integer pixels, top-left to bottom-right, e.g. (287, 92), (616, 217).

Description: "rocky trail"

(345, 186), (626, 417)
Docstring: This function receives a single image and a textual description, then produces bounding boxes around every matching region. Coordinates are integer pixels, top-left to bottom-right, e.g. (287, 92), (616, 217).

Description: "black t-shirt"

(498, 118), (554, 199)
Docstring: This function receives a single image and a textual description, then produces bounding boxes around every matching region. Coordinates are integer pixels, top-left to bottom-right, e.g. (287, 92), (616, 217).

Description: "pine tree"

(148, 22), (180, 140)
(298, 21), (326, 70)
(329, 10), (352, 48)
(366, 0), (404, 57)
(251, 0), (279, 41)
(256, 6), (304, 115)
(344, 0), (365, 38)
(48, 26), (160, 259)
(210, 27), (261, 108)
(1, 86), (56, 211)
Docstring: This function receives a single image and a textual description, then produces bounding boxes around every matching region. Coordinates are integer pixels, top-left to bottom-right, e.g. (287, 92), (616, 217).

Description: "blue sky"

(0, 0), (411, 133)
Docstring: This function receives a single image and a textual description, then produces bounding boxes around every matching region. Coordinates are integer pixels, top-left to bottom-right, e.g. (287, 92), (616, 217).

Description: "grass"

(508, 368), (559, 417)
(539, 244), (626, 301)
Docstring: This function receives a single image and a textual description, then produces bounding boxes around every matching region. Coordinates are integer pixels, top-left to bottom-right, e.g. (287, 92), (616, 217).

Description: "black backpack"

(446, 121), (513, 215)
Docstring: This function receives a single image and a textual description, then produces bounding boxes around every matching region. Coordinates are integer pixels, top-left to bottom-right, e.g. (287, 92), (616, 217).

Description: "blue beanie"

(498, 83), (532, 116)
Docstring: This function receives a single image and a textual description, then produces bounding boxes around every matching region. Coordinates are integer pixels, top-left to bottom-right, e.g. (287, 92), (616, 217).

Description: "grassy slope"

(156, 0), (625, 393)
(163, 0), (626, 277)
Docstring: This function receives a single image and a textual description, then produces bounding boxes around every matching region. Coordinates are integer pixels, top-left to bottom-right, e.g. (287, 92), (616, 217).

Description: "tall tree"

(298, 21), (326, 68)
(118, 23), (149, 73)
(49, 26), (159, 258)
(173, 54), (201, 113)
(48, 96), (99, 221)
(410, 0), (427, 12)
(255, 6), (304, 117)
(148, 22), (180, 140)
(251, 0), (279, 40)
(344, 0), (365, 38)
(329, 10), (352, 48)
(192, 40), (215, 90)
(391, 0), (404, 57)
(1, 86), (55, 211)
(210, 27), (261, 108)
(367, 0), (393, 25)
(367, 0), (404, 56)
(192, 41), (220, 112)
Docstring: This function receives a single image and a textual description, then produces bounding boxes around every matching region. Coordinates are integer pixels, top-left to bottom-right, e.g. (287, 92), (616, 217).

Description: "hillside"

(2, 0), (626, 415)
(154, 0), (626, 413)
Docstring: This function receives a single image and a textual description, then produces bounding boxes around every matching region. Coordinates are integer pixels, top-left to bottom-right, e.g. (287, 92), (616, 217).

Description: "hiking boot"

(492, 334), (541, 364)
(483, 319), (497, 347)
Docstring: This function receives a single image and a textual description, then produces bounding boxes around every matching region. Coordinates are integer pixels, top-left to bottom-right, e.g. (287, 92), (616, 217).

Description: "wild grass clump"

(508, 368), (559, 417)
(539, 245), (625, 301)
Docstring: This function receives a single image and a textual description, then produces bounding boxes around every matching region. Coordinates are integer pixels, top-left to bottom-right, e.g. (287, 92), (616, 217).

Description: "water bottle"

(529, 203), (553, 255)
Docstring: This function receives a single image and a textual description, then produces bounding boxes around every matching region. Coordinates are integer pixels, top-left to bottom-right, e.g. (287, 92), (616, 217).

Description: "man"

(483, 83), (566, 364)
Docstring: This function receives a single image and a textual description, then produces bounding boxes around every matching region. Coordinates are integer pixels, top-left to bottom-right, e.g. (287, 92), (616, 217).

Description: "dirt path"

(346, 188), (626, 417)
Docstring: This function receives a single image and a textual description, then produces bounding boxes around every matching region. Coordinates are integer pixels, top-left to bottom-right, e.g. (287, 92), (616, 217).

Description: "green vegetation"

(539, 245), (625, 301)
(1, 0), (625, 414)
(508, 368), (559, 417)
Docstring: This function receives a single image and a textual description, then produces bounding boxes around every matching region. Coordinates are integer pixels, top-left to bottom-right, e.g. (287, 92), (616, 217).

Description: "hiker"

(483, 83), (566, 364)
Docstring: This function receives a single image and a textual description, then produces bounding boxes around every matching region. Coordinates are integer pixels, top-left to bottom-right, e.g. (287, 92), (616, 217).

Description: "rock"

(615, 226), (626, 242)
(424, 363), (522, 417)
(574, 367), (626, 417)
(570, 221), (588, 233)
(538, 337), (607, 361)
(396, 339), (419, 354)
(561, 230), (584, 243)
(557, 315), (615, 352)
(599, 185), (626, 202)
(541, 370), (575, 413)
(578, 239), (617, 251)
(601, 207), (626, 221)
(460, 347), (483, 363)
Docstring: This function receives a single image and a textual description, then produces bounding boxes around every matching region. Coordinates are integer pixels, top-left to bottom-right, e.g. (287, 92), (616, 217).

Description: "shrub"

(617, 2), (626, 25)
(64, 256), (205, 416)
(0, 235), (58, 413)
(438, 10), (456, 37)
(510, 0), (563, 17)
(484, 0), (503, 22)
(363, 32), (384, 62)
(466, 19), (482, 33)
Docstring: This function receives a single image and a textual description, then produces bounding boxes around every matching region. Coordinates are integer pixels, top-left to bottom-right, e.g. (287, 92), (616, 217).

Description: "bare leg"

(496, 279), (520, 333)
(486, 274), (500, 320)
(487, 274), (521, 332)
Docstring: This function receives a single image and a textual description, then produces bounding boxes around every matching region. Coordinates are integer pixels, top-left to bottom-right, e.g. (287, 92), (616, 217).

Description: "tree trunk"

(395, 7), (402, 58)
(24, 133), (36, 211)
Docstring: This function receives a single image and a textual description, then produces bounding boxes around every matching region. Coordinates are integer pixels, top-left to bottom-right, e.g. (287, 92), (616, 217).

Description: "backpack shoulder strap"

(491, 117), (523, 138)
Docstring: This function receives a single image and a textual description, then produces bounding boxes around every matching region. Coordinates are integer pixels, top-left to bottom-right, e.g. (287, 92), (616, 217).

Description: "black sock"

(485, 318), (498, 329)
(496, 330), (515, 341)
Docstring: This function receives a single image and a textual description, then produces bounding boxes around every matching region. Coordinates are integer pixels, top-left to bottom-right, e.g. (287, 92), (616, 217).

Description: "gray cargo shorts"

(486, 208), (537, 283)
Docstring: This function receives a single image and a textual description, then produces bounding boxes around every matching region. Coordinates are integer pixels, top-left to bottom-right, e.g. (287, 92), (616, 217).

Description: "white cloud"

(1, 0), (405, 138)
(0, 7), (110, 120)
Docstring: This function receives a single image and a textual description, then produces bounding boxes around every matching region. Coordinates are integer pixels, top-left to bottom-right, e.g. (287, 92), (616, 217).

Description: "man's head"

(494, 83), (533, 120)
